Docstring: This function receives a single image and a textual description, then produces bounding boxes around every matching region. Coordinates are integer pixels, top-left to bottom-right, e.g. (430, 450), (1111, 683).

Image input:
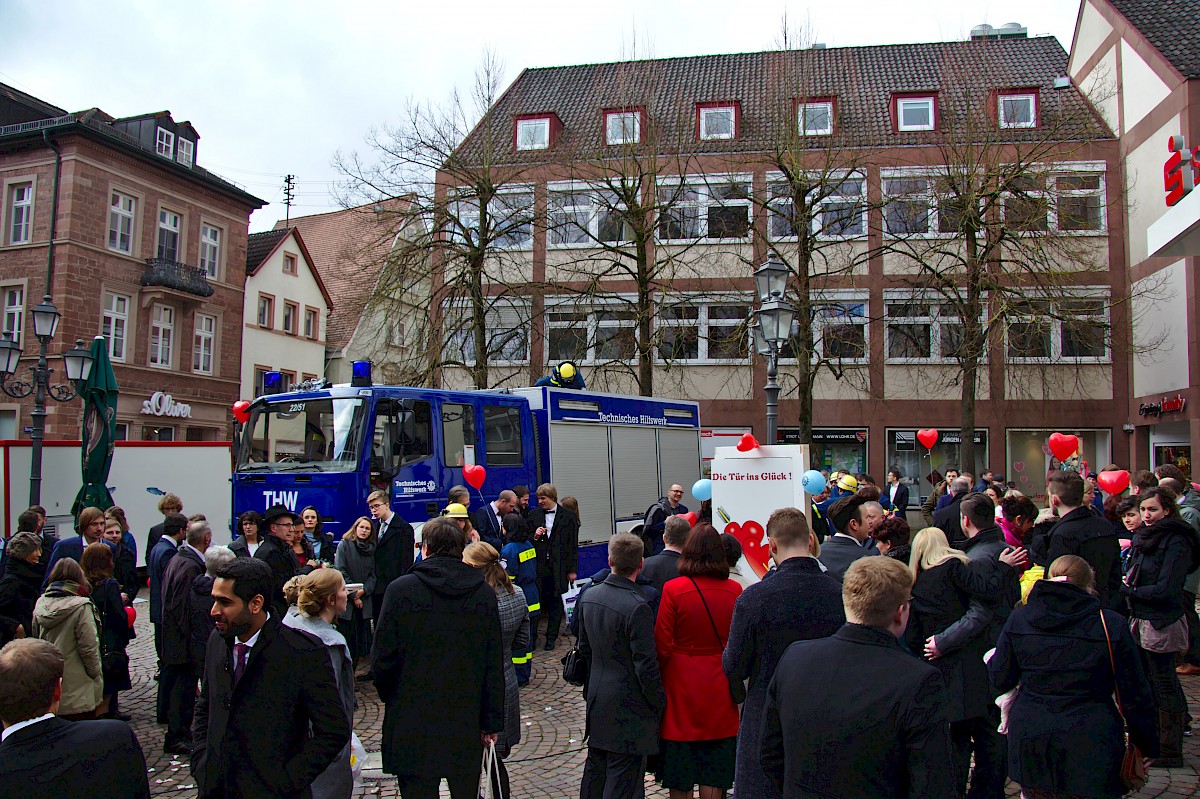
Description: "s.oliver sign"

(141, 391), (192, 418)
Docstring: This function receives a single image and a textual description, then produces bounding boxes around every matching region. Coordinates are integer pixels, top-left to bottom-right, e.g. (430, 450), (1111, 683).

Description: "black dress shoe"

(163, 740), (190, 755)
(543, 639), (556, 651)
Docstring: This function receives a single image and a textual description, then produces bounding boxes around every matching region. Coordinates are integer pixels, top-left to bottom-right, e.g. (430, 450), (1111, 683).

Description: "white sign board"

(711, 443), (810, 583)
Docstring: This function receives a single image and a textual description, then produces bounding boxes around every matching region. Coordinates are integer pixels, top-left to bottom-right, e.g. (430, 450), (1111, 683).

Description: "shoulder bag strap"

(687, 576), (725, 648)
(1098, 610), (1129, 723)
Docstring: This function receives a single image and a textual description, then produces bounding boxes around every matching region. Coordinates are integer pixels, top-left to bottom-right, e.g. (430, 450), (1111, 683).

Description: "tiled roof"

(245, 228), (291, 273)
(460, 36), (1109, 161)
(276, 198), (411, 353)
(1107, 0), (1200, 80)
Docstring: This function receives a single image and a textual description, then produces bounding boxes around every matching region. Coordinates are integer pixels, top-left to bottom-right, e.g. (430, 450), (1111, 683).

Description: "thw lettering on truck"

(264, 490), (298, 508)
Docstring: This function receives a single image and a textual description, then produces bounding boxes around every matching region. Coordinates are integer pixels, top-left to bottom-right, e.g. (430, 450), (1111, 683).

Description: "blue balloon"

(692, 478), (713, 502)
(801, 470), (826, 495)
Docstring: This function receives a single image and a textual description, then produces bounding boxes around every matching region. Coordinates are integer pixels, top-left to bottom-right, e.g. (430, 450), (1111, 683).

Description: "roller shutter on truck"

(548, 424), (614, 547)
(657, 428), (703, 510)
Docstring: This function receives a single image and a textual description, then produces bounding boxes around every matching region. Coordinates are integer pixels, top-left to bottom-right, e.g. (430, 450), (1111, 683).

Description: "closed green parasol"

(71, 336), (118, 516)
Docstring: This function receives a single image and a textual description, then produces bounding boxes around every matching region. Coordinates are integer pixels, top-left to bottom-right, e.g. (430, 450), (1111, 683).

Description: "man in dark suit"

(367, 489), (416, 622)
(146, 492), (184, 560)
(933, 476), (972, 545)
(1036, 470), (1123, 612)
(42, 509), (117, 586)
(0, 638), (150, 799)
(160, 520), (211, 754)
(192, 557), (349, 799)
(641, 515), (689, 593)
(724, 508), (845, 799)
(149, 512), (188, 694)
(577, 532), (665, 798)
(761, 556), (954, 798)
(253, 505), (301, 618)
(886, 468), (910, 517)
(473, 490), (517, 551)
(529, 482), (580, 650)
(372, 517), (505, 798)
(817, 495), (880, 581)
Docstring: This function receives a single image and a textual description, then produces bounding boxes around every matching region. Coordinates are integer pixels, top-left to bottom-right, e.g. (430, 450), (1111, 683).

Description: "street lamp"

(0, 295), (94, 506)
(752, 253), (796, 445)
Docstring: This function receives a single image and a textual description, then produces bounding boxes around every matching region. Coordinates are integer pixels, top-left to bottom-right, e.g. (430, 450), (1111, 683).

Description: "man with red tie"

(191, 557), (348, 798)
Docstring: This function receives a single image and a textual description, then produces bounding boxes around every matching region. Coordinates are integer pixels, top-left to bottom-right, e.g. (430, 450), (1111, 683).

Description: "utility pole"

(283, 174), (295, 224)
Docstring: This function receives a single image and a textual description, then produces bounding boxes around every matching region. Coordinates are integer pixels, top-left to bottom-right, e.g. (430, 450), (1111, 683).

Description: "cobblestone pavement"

(120, 596), (1200, 798)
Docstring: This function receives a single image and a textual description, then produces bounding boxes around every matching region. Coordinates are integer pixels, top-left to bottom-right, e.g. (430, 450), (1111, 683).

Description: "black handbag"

(687, 577), (745, 705)
(561, 641), (588, 686)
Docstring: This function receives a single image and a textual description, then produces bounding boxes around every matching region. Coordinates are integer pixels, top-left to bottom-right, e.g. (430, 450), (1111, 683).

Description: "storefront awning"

(1149, 187), (1200, 258)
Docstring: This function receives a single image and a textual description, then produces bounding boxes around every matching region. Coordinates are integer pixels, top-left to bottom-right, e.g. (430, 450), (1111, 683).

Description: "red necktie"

(234, 642), (249, 683)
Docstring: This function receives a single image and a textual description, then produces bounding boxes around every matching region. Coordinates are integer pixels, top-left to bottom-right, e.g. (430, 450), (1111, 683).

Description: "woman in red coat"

(655, 522), (742, 798)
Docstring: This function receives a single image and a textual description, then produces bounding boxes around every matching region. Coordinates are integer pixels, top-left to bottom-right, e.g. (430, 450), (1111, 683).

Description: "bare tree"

(335, 52), (540, 389)
(868, 41), (1141, 468)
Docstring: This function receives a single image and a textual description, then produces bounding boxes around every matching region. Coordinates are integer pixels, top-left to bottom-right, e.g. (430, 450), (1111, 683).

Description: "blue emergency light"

(263, 371), (283, 395)
(351, 360), (373, 387)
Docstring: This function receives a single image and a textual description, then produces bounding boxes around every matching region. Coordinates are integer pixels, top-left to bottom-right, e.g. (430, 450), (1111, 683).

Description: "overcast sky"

(2, 0), (1080, 232)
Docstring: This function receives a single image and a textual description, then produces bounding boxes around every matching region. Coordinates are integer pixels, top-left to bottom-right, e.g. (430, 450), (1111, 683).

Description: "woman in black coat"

(103, 518), (138, 604)
(81, 542), (133, 719)
(905, 527), (1013, 727)
(0, 532), (45, 635)
(230, 511), (264, 558)
(1123, 486), (1200, 765)
(990, 554), (1158, 797)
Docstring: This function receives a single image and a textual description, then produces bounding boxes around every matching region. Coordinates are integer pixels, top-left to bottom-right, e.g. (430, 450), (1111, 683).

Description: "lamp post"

(752, 253), (796, 446)
(0, 296), (94, 506)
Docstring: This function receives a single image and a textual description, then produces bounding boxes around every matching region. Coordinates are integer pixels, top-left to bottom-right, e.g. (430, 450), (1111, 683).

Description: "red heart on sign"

(725, 520), (770, 578)
(682, 511), (698, 526)
(1013, 461), (1025, 473)
(1048, 433), (1079, 463)
(1097, 469), (1130, 495)
(917, 429), (939, 449)
(736, 433), (760, 452)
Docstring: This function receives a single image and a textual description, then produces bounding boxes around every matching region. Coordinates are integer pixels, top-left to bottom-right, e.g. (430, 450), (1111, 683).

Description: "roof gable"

(1104, 0), (1200, 80)
(245, 228), (333, 308)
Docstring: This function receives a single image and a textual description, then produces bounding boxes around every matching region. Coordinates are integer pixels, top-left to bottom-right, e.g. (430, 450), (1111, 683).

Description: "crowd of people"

(2, 460), (1200, 798)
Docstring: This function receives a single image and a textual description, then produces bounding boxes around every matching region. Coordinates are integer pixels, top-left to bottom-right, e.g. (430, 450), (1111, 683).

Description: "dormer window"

(698, 104), (737, 140)
(605, 110), (641, 145)
(895, 96), (936, 132)
(177, 138), (194, 167)
(516, 118), (549, 150)
(156, 127), (175, 159)
(798, 101), (834, 136)
(999, 92), (1037, 129)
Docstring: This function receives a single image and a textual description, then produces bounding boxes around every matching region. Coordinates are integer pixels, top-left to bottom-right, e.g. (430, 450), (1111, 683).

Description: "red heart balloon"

(725, 520), (770, 578)
(682, 511), (698, 526)
(463, 464), (487, 490)
(1096, 469), (1130, 495)
(736, 433), (760, 452)
(1048, 433), (1079, 463)
(232, 400), (251, 424)
(916, 429), (939, 449)
(125, 605), (137, 629)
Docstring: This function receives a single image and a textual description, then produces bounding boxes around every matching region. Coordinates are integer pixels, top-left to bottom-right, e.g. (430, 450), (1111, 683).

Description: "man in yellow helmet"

(535, 360), (586, 390)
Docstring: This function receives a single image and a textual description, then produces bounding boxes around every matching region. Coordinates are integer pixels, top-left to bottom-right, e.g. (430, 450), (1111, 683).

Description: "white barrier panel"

(2, 441), (232, 566)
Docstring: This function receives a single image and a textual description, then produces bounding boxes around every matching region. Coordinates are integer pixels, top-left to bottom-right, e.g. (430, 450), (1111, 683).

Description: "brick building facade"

(0, 84), (263, 441)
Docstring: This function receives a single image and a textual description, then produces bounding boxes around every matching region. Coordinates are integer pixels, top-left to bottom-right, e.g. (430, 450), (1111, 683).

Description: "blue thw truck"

(232, 373), (702, 576)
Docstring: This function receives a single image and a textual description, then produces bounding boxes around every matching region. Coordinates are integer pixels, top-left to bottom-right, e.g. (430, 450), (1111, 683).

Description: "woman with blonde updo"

(464, 541), (528, 799)
(283, 569), (356, 799)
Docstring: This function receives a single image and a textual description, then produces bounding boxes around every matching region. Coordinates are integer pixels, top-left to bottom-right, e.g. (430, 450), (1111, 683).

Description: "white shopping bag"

(561, 577), (592, 628)
(478, 740), (504, 799)
(350, 732), (366, 788)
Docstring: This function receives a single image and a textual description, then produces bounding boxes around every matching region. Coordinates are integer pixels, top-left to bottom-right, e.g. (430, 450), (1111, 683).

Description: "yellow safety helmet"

(443, 503), (470, 519)
(836, 474), (859, 492)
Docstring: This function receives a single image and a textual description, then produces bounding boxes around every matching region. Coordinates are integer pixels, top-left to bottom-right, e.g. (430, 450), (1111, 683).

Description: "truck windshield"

(237, 397), (367, 472)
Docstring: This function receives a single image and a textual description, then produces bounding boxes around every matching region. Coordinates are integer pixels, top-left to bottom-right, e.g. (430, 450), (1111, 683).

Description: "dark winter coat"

(817, 535), (877, 581)
(161, 546), (205, 667)
(229, 536), (262, 558)
(723, 557), (845, 799)
(191, 616), (350, 799)
(147, 536), (178, 625)
(570, 567), (659, 636)
(188, 574), (217, 670)
(92, 577), (132, 693)
(576, 573), (665, 755)
(932, 493), (966, 545)
(254, 534), (301, 618)
(0, 716), (150, 799)
(1042, 507), (1124, 612)
(905, 557), (1006, 722)
(334, 538), (377, 621)
(990, 580), (1159, 797)
(1125, 515), (1200, 628)
(112, 541), (138, 604)
(372, 512), (415, 600)
(0, 555), (44, 634)
(761, 624), (955, 799)
(530, 504), (580, 593)
(371, 557), (505, 778)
